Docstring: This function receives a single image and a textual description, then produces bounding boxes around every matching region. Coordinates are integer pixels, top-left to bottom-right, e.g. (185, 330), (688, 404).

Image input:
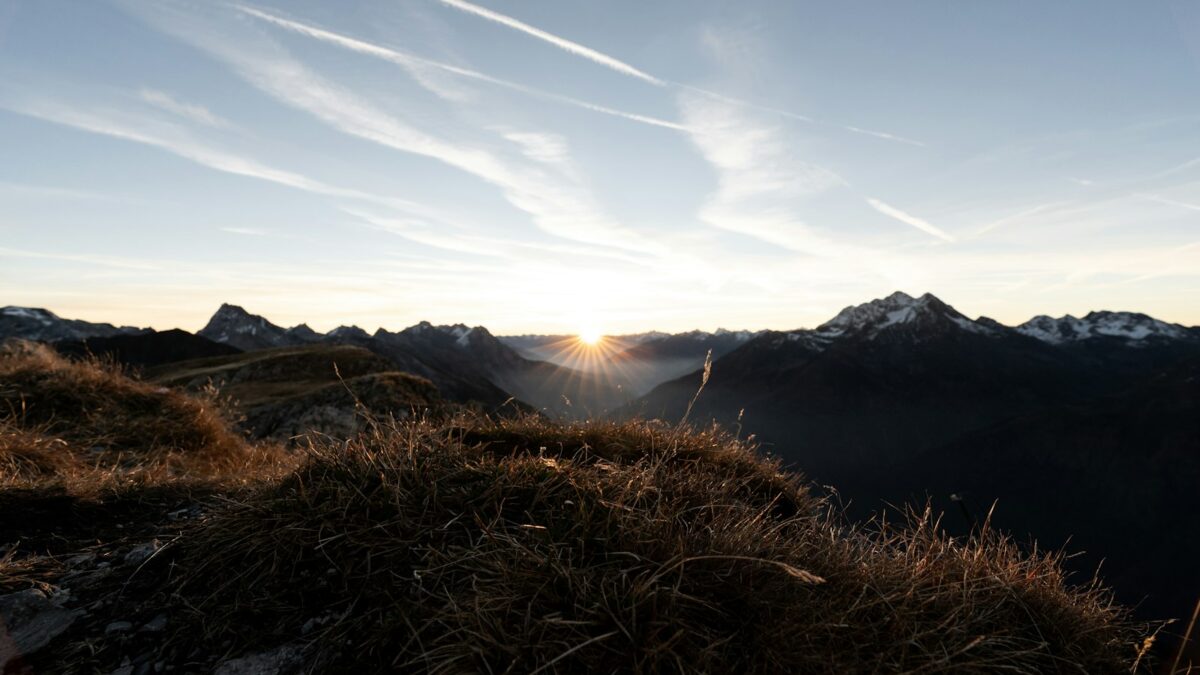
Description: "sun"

(578, 328), (603, 346)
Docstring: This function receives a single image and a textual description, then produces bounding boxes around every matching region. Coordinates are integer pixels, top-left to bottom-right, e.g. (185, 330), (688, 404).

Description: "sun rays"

(578, 328), (603, 346)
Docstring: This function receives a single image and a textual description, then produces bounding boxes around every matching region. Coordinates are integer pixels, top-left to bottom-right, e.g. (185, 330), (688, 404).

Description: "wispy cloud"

(0, 181), (122, 202)
(866, 198), (955, 242)
(501, 131), (572, 169)
(435, 0), (663, 85)
(0, 245), (163, 271)
(221, 226), (270, 236)
(235, 5), (685, 131)
(0, 94), (428, 214)
(124, 2), (663, 255)
(973, 201), (1068, 237)
(345, 207), (650, 266)
(139, 88), (230, 127)
(428, 1), (922, 146)
(1137, 192), (1200, 212)
(842, 125), (925, 147)
(677, 90), (850, 256)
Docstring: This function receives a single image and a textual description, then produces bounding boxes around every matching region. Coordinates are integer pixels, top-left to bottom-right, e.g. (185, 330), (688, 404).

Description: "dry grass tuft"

(0, 341), (288, 485)
(153, 415), (1143, 674)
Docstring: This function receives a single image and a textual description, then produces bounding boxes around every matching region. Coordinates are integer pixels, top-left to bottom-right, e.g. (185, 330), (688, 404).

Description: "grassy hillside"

(0, 341), (275, 483)
(0, 346), (1163, 672)
(148, 344), (445, 441)
(153, 418), (1140, 673)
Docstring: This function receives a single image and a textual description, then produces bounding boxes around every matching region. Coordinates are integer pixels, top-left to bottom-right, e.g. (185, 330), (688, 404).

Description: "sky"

(1, 0), (1199, 335)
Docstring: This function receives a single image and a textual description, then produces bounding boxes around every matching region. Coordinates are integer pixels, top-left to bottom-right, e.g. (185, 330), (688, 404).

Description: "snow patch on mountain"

(1, 307), (54, 324)
(815, 291), (997, 340)
(1017, 312), (1190, 344)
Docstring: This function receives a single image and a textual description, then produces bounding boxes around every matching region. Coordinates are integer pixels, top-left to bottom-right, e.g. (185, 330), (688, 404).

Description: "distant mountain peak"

(1, 306), (57, 325)
(398, 322), (496, 349)
(786, 292), (1002, 347)
(212, 303), (253, 319)
(1017, 311), (1190, 344)
(0, 306), (145, 342)
(327, 325), (370, 341)
(199, 304), (307, 351)
(286, 323), (321, 342)
(818, 292), (977, 336)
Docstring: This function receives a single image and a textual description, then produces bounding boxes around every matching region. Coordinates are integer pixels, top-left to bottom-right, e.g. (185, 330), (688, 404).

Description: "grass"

(0, 341), (263, 480)
(145, 343), (442, 441)
(145, 415), (1144, 674)
(0, 342), (294, 561)
(0, 345), (1152, 672)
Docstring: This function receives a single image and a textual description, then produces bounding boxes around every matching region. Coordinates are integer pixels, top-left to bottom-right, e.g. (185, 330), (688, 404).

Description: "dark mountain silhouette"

(192, 307), (625, 414)
(870, 355), (1200, 619)
(55, 329), (240, 367)
(629, 291), (1200, 619)
(375, 322), (626, 415)
(606, 329), (763, 395)
(633, 292), (1094, 475)
(196, 303), (312, 351)
(0, 306), (146, 343)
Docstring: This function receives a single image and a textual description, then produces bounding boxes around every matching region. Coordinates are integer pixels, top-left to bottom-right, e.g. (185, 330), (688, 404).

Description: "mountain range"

(629, 291), (1200, 619)
(4, 293), (1197, 617)
(0, 306), (147, 343)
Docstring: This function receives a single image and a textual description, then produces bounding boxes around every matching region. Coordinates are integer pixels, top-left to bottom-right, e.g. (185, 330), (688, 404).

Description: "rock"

(66, 552), (97, 567)
(213, 644), (304, 675)
(0, 588), (85, 669)
(124, 540), (162, 566)
(105, 620), (134, 634)
(140, 614), (168, 633)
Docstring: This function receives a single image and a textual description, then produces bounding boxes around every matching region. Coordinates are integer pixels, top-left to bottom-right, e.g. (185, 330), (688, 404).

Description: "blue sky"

(1, 0), (1198, 334)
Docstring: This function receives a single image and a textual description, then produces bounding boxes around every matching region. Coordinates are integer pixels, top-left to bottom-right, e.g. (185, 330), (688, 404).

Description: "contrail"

(236, 5), (686, 131)
(436, 0), (664, 85)
(843, 126), (925, 147)
(867, 198), (955, 242)
(432, 1), (924, 147)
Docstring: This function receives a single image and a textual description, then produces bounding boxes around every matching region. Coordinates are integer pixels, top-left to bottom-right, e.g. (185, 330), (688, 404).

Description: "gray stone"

(0, 588), (85, 669)
(140, 613), (169, 633)
(105, 620), (134, 634)
(213, 644), (305, 675)
(123, 540), (162, 566)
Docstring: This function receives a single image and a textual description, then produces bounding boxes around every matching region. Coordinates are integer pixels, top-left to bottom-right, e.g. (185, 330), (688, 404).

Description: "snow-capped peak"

(1017, 311), (1190, 344)
(1, 306), (57, 325)
(402, 322), (481, 348)
(820, 291), (920, 333)
(327, 325), (369, 340)
(811, 292), (996, 341)
(449, 324), (473, 347)
(712, 328), (761, 341)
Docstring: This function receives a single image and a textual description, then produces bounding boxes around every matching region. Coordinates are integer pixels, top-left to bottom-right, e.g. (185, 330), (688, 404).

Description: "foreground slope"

(3, 420), (1148, 671)
(0, 341), (257, 480)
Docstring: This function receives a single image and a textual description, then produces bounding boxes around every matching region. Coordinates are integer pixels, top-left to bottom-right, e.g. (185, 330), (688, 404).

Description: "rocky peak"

(817, 292), (984, 338)
(327, 325), (370, 341)
(0, 306), (144, 343)
(198, 304), (294, 351)
(1017, 311), (1191, 344)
